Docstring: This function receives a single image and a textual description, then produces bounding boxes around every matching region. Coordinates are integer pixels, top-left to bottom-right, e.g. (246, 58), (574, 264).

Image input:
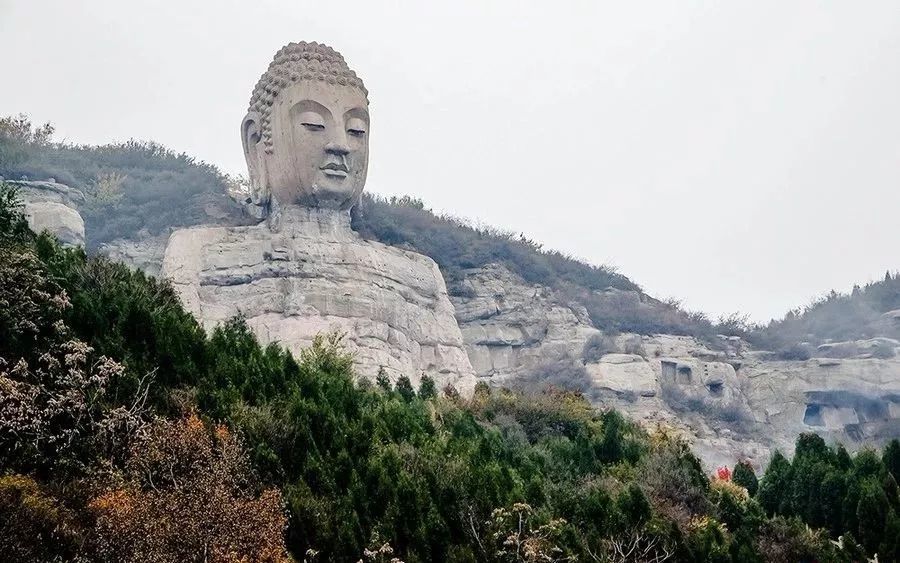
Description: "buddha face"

(243, 80), (369, 210)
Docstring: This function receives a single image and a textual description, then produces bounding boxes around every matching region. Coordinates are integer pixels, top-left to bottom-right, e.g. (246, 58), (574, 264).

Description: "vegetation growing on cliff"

(2, 182), (900, 562)
(746, 272), (900, 354)
(0, 114), (246, 247)
(350, 194), (637, 293)
(351, 194), (728, 339)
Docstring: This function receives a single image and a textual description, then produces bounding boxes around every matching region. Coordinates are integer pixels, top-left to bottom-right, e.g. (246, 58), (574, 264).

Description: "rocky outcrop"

(579, 334), (766, 469)
(162, 206), (476, 394)
(447, 265), (790, 469)
(10, 179), (85, 246)
(742, 355), (900, 455)
(96, 194), (250, 276)
(451, 264), (599, 381)
(100, 233), (169, 277)
(815, 337), (899, 359)
(587, 353), (656, 397)
(574, 331), (900, 471)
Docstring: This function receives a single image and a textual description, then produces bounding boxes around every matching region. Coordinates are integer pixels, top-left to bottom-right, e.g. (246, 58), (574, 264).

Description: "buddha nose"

(325, 141), (350, 157)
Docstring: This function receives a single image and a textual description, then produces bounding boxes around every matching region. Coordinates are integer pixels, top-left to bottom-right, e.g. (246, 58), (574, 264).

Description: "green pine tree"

(758, 451), (792, 516)
(395, 375), (415, 402)
(732, 461), (758, 497)
(418, 375), (437, 400)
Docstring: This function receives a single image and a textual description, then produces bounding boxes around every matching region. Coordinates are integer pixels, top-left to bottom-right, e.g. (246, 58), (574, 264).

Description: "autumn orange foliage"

(89, 414), (289, 563)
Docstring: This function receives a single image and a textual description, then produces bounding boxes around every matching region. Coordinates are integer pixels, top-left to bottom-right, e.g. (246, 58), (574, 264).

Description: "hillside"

(1, 114), (732, 342)
(747, 274), (900, 356)
(0, 114), (249, 246)
(6, 114), (899, 354)
(3, 181), (900, 562)
(6, 112), (900, 353)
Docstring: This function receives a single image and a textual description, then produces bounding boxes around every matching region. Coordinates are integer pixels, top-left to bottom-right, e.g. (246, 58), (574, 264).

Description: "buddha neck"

(268, 203), (355, 240)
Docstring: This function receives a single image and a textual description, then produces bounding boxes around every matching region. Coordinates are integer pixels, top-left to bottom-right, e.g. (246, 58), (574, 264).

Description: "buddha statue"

(162, 42), (475, 393)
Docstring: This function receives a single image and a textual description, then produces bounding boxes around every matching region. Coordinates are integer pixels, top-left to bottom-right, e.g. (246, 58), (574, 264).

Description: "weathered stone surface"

(644, 333), (739, 361)
(600, 353), (645, 365)
(451, 264), (600, 379)
(163, 206), (475, 394)
(579, 330), (900, 469)
(816, 337), (899, 359)
(25, 201), (84, 246)
(882, 309), (900, 322)
(11, 179), (85, 246)
(587, 355), (656, 396)
(9, 179), (85, 206)
(100, 233), (169, 277)
(741, 356), (900, 455)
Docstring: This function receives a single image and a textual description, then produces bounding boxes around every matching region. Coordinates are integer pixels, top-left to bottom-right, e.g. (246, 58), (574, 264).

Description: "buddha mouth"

(320, 162), (349, 178)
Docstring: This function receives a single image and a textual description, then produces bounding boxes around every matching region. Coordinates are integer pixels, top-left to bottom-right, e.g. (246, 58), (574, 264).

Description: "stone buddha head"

(242, 42), (369, 217)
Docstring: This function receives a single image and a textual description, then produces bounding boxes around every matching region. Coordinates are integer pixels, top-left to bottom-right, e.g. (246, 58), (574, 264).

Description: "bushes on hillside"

(773, 343), (812, 361)
(89, 414), (289, 563)
(749, 275), (900, 351)
(1, 175), (896, 562)
(0, 184), (286, 561)
(0, 114), (245, 247)
(351, 194), (637, 293)
(0, 475), (83, 562)
(515, 358), (592, 394)
(582, 332), (618, 363)
(0, 114), (54, 174)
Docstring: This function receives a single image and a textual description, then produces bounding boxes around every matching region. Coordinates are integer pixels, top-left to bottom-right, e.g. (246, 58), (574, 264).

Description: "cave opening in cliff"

(803, 404), (824, 427)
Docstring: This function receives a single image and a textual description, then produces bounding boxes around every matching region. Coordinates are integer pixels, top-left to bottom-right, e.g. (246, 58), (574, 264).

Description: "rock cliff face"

(100, 234), (169, 277)
(450, 264), (900, 470)
(450, 264), (599, 381)
(115, 215), (900, 472)
(581, 332), (900, 470)
(11, 179), (85, 246)
(580, 334), (769, 470)
(161, 207), (476, 394)
(742, 354), (900, 455)
(97, 192), (249, 276)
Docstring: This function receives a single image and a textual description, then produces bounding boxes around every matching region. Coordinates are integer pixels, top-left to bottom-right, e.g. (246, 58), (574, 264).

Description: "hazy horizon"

(2, 1), (899, 323)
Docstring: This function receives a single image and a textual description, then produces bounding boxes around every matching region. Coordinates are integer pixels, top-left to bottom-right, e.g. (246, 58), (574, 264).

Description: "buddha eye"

(346, 117), (367, 139)
(297, 110), (326, 132)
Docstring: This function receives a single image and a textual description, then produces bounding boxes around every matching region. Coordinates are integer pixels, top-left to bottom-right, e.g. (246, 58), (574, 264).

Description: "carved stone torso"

(162, 206), (475, 393)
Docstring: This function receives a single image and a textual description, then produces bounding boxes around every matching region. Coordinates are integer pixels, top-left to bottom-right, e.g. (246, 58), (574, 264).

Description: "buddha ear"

(241, 112), (268, 207)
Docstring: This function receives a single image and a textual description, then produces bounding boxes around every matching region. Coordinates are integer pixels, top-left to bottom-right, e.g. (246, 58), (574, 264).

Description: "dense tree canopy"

(756, 434), (900, 560)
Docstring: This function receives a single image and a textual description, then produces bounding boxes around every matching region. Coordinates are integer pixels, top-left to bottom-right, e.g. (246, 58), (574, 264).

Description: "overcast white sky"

(2, 1), (899, 322)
